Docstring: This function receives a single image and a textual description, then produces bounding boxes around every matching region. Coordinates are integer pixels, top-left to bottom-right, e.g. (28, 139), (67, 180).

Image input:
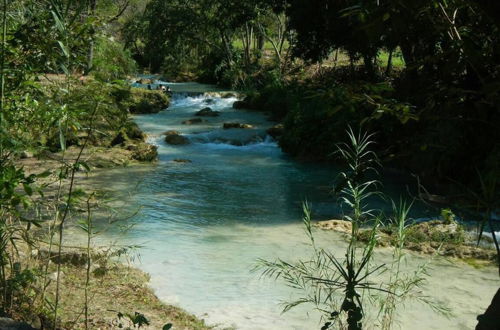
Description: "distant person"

(147, 84), (152, 90)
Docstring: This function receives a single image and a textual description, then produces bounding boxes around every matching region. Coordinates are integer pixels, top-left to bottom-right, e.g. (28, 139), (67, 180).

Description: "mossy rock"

(405, 220), (465, 244)
(223, 122), (253, 129)
(131, 143), (158, 162)
(195, 107), (220, 117)
(110, 129), (128, 146)
(163, 131), (190, 145)
(165, 133), (190, 145)
(124, 88), (170, 114)
(124, 121), (146, 141)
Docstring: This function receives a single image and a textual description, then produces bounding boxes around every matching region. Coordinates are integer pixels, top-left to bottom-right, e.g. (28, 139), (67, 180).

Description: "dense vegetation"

(124, 0), (499, 200)
(0, 0), (498, 328)
(0, 0), (189, 328)
(122, 0), (499, 268)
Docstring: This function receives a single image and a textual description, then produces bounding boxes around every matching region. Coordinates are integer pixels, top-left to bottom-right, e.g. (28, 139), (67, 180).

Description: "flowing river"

(77, 82), (498, 329)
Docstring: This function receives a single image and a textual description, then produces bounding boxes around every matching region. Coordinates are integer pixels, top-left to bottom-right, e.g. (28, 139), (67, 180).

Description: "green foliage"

(258, 129), (445, 329)
(279, 82), (408, 159)
(0, 163), (37, 211)
(119, 88), (170, 114)
(9, 0), (93, 74)
(115, 311), (150, 329)
(93, 37), (137, 82)
(404, 221), (466, 245)
(441, 208), (456, 225)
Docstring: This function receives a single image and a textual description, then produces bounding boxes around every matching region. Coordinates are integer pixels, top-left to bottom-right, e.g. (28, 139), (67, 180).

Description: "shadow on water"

(76, 83), (498, 330)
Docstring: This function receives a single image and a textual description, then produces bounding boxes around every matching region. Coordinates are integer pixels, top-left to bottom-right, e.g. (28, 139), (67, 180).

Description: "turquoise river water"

(74, 82), (498, 330)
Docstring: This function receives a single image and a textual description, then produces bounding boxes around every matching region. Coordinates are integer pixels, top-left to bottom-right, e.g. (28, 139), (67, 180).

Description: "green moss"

(462, 258), (489, 269)
(124, 88), (170, 114)
(405, 220), (465, 245)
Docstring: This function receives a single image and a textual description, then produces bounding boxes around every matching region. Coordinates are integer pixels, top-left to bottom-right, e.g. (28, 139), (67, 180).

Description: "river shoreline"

(9, 82), (214, 329)
(14, 80), (497, 329)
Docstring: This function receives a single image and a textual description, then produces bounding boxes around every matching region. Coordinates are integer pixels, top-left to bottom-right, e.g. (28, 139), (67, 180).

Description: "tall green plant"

(258, 128), (385, 329)
(378, 199), (450, 329)
(258, 128), (446, 329)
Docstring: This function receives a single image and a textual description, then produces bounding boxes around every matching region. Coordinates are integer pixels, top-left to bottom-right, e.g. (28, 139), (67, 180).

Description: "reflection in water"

(76, 84), (498, 330)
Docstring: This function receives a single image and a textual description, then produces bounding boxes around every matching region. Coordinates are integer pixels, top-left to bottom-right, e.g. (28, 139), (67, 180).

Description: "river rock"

(195, 107), (220, 117)
(0, 318), (36, 330)
(126, 88), (170, 114)
(110, 130), (128, 146)
(182, 118), (203, 125)
(267, 124), (284, 139)
(125, 122), (146, 141)
(221, 92), (237, 98)
(223, 123), (253, 129)
(138, 78), (153, 84)
(315, 219), (352, 234)
(164, 131), (190, 145)
(204, 98), (215, 104)
(132, 144), (158, 161)
(173, 159), (192, 163)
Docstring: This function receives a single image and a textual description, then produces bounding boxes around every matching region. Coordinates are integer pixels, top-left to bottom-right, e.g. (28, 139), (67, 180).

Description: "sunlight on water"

(74, 83), (499, 330)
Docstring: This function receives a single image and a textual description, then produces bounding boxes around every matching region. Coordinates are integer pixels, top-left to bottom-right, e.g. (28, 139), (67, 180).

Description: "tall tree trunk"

(363, 55), (376, 78)
(400, 41), (418, 80)
(386, 48), (394, 75)
(220, 32), (233, 69)
(86, 0), (97, 75)
(257, 33), (265, 52)
(0, 0), (6, 159)
(332, 49), (340, 68)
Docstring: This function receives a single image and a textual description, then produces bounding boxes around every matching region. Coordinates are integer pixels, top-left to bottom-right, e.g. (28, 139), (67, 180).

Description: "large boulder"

(195, 107), (220, 117)
(223, 123), (253, 129)
(126, 88), (170, 114)
(131, 144), (158, 161)
(164, 131), (190, 145)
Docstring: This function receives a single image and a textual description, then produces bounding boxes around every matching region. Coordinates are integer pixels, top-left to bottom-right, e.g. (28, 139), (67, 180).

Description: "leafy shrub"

(93, 37), (137, 82)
